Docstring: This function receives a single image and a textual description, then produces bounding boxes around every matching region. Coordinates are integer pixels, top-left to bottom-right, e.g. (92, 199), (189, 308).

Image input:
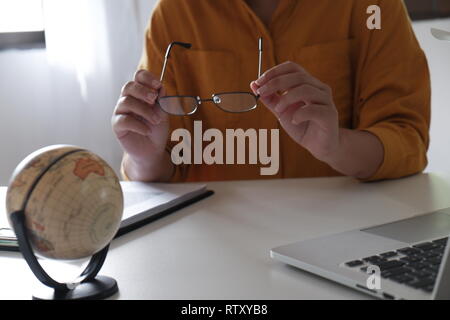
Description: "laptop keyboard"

(344, 237), (448, 293)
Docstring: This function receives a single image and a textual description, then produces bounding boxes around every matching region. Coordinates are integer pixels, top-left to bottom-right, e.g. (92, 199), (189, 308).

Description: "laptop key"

(380, 251), (397, 258)
(406, 278), (436, 289)
(418, 251), (440, 259)
(400, 256), (422, 263)
(407, 262), (428, 270)
(423, 268), (438, 277)
(397, 248), (421, 256)
(362, 256), (385, 263)
(428, 257), (442, 266)
(407, 270), (433, 279)
(429, 263), (440, 271)
(432, 237), (448, 245)
(413, 242), (440, 251)
(373, 260), (405, 271)
(381, 267), (411, 279)
(345, 260), (364, 267)
(430, 247), (445, 255)
(390, 275), (414, 284)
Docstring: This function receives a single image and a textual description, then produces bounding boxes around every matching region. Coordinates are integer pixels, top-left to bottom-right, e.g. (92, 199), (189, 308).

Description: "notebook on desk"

(0, 182), (213, 252)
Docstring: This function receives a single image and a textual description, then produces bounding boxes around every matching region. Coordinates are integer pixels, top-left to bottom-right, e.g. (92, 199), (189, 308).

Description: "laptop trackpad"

(362, 209), (450, 244)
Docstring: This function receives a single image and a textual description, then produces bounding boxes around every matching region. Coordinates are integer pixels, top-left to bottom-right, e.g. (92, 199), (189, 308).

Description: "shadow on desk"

(112, 173), (450, 247)
(110, 192), (217, 250)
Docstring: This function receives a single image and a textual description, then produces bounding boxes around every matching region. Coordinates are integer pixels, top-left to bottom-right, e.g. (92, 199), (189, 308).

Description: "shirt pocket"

(294, 39), (355, 127)
(175, 49), (239, 96)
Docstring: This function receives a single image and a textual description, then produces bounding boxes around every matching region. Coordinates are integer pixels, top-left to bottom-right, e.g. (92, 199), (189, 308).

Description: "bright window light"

(0, 0), (44, 33)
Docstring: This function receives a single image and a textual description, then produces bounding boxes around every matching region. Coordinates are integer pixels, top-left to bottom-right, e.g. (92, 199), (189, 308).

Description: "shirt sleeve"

(122, 0), (190, 182)
(353, 0), (431, 181)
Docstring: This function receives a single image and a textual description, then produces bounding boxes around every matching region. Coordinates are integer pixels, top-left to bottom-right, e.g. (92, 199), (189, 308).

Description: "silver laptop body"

(271, 208), (450, 300)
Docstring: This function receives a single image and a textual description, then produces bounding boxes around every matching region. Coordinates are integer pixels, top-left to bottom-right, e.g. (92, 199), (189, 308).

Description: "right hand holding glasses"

(112, 69), (169, 170)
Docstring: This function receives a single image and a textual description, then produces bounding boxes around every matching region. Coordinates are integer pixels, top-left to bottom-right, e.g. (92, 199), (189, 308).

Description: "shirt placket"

(239, 0), (297, 68)
(238, 0), (276, 70)
(238, 1), (297, 179)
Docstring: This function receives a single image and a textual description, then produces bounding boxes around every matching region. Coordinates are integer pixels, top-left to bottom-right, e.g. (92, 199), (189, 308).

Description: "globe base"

(32, 275), (118, 300)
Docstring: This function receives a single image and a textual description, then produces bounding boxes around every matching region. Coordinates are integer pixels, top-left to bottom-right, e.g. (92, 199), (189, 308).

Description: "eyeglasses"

(157, 38), (263, 116)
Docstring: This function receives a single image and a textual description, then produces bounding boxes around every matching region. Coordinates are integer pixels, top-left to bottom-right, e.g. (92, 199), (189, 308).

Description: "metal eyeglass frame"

(157, 38), (263, 116)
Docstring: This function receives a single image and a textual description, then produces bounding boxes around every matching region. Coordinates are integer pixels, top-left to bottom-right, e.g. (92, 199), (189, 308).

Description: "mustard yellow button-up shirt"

(137, 0), (430, 182)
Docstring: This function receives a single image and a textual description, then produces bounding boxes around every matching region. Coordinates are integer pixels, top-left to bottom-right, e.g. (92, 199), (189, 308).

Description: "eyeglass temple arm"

(258, 37), (263, 79)
(160, 41), (192, 83)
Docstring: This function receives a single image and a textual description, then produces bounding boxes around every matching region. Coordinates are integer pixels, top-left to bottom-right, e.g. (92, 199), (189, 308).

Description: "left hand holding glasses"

(251, 61), (340, 163)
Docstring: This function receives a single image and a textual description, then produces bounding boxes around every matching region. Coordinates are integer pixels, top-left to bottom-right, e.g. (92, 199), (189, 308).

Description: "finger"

(113, 114), (150, 139)
(250, 80), (260, 95)
(256, 72), (328, 98)
(121, 81), (158, 105)
(134, 69), (162, 91)
(116, 96), (162, 125)
(251, 81), (281, 115)
(291, 104), (336, 128)
(275, 84), (330, 114)
(256, 61), (309, 87)
(154, 86), (169, 122)
(277, 104), (303, 133)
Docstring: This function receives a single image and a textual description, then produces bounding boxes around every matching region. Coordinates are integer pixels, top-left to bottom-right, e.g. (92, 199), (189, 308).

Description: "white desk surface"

(2, 172), (450, 300)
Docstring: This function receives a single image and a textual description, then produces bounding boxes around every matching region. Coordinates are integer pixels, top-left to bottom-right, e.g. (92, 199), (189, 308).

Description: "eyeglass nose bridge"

(196, 95), (222, 105)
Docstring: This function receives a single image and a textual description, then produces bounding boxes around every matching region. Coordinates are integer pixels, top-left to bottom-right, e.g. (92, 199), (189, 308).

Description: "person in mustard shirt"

(112, 0), (430, 183)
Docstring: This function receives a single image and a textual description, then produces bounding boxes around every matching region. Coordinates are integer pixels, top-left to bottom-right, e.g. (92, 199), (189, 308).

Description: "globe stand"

(10, 210), (119, 300)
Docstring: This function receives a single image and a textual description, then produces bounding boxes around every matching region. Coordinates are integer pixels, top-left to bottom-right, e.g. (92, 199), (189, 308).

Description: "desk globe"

(6, 145), (123, 299)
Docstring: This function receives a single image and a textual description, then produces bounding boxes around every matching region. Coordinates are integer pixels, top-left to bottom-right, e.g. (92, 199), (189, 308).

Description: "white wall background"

(0, 4), (449, 185)
(0, 0), (157, 185)
(414, 18), (450, 175)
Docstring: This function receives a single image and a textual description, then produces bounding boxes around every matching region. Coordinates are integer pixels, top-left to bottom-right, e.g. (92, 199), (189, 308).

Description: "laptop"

(271, 208), (450, 300)
(272, 28), (450, 300)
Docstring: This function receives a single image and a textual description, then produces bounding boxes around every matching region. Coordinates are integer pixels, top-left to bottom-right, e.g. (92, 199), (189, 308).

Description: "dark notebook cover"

(0, 189), (214, 253)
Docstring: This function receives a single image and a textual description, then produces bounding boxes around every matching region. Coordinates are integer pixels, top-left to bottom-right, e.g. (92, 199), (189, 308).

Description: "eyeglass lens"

(158, 93), (257, 116)
(158, 96), (198, 116)
(213, 93), (257, 113)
